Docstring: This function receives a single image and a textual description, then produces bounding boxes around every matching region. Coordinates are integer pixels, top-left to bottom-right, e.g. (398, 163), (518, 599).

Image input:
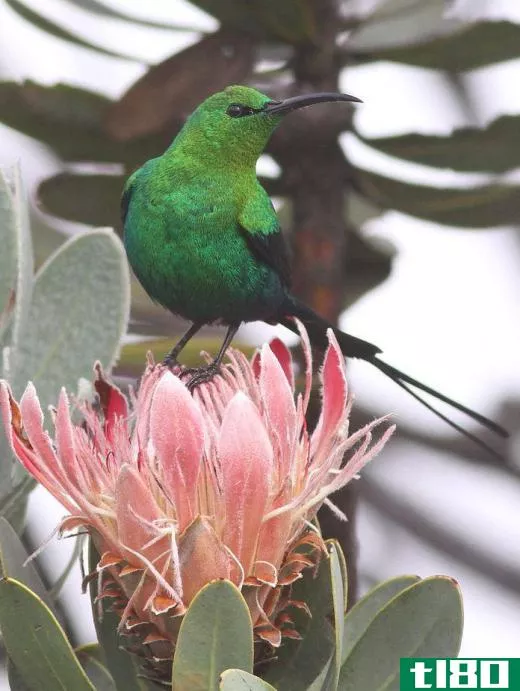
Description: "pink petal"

(259, 344), (297, 478)
(149, 372), (204, 532)
(219, 392), (273, 574)
(55, 389), (90, 495)
(311, 329), (347, 457)
(94, 363), (128, 443)
(20, 383), (65, 483)
(268, 338), (294, 390)
(115, 464), (168, 565)
(294, 318), (313, 414)
(0, 383), (74, 510)
(179, 516), (231, 604)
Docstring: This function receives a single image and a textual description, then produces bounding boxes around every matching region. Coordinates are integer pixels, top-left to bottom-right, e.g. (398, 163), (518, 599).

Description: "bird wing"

(238, 224), (292, 289)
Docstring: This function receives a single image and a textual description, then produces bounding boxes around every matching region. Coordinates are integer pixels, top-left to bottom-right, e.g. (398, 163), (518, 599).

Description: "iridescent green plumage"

(122, 84), (507, 455)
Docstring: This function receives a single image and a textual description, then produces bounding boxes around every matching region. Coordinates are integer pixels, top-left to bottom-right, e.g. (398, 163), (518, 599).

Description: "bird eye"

(227, 104), (245, 118)
(226, 103), (257, 118)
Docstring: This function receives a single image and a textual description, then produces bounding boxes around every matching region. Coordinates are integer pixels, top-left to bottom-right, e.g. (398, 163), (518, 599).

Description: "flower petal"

(149, 372), (204, 532)
(94, 362), (128, 443)
(20, 383), (65, 482)
(219, 392), (273, 573)
(259, 344), (297, 479)
(179, 516), (231, 604)
(311, 329), (347, 457)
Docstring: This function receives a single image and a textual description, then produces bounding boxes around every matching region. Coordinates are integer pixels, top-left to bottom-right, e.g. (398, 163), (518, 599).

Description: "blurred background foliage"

(0, 0), (519, 658)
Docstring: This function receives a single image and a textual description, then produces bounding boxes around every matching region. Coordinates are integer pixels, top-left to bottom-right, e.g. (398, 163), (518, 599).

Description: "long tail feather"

(280, 296), (508, 456)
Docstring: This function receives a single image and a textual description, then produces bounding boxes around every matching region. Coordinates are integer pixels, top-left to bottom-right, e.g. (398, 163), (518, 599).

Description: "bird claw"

(162, 355), (179, 369)
(186, 363), (221, 392)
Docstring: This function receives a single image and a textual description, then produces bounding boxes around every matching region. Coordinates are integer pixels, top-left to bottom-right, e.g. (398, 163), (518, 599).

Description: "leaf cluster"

(0, 532), (463, 690)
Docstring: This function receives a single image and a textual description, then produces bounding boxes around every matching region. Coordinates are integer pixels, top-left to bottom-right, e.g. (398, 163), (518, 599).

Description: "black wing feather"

(239, 225), (292, 289)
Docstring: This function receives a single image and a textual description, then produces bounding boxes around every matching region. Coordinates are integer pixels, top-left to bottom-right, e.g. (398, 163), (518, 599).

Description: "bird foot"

(185, 363), (221, 392)
(162, 354), (179, 369)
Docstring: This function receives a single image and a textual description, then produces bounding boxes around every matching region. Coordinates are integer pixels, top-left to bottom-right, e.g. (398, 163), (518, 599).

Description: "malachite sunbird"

(122, 85), (507, 457)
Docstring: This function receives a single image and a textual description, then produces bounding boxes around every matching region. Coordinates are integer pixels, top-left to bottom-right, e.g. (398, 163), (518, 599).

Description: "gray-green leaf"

(355, 169), (520, 228)
(171, 580), (254, 691)
(358, 115), (520, 174)
(339, 576), (463, 691)
(219, 669), (277, 690)
(342, 575), (420, 664)
(352, 21), (520, 71)
(0, 577), (95, 691)
(9, 228), (130, 407)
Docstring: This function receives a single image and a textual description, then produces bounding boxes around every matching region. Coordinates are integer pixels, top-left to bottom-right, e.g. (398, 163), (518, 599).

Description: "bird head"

(171, 85), (361, 168)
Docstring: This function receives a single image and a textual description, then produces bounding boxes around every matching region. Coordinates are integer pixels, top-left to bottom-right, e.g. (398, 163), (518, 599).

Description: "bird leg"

(186, 323), (240, 391)
(163, 322), (203, 368)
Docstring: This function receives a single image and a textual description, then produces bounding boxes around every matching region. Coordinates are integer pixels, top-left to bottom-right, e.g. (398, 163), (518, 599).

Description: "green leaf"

(341, 575), (420, 664)
(220, 670), (277, 690)
(9, 229), (130, 408)
(0, 516), (56, 614)
(263, 544), (335, 691)
(0, 81), (168, 167)
(354, 169), (520, 228)
(0, 169), (17, 335)
(353, 21), (520, 71)
(87, 542), (152, 691)
(76, 645), (117, 690)
(359, 115), (520, 174)
(338, 576), (463, 691)
(0, 163), (34, 492)
(171, 580), (254, 691)
(5, 0), (140, 61)
(186, 0), (316, 43)
(326, 541), (347, 690)
(0, 577), (95, 691)
(7, 659), (32, 690)
(38, 173), (123, 228)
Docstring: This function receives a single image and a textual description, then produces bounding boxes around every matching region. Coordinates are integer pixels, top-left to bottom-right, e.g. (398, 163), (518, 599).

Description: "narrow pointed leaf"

(352, 21), (520, 71)
(0, 169), (17, 336)
(0, 82), (168, 166)
(342, 575), (420, 664)
(10, 229), (130, 409)
(339, 576), (463, 691)
(5, 0), (140, 61)
(172, 580), (254, 691)
(359, 115), (520, 174)
(88, 542), (150, 691)
(355, 169), (520, 228)
(104, 29), (254, 141)
(220, 670), (277, 690)
(186, 0), (316, 43)
(76, 645), (117, 690)
(0, 577), (95, 690)
(325, 541), (346, 690)
(38, 173), (123, 228)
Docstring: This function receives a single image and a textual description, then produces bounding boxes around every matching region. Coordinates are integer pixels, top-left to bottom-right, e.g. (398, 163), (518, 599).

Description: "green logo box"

(400, 659), (520, 690)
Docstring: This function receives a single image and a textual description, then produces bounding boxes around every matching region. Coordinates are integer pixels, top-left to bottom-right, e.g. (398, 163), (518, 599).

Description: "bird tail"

(280, 296), (508, 457)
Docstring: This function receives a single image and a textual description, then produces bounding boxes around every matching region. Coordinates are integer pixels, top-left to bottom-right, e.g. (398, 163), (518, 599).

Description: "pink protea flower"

(0, 323), (393, 676)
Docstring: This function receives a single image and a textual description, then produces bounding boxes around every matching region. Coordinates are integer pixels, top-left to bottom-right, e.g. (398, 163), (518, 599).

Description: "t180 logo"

(400, 659), (520, 690)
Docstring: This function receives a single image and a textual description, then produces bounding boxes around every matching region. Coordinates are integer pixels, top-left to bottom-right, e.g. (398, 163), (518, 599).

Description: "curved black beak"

(263, 92), (362, 116)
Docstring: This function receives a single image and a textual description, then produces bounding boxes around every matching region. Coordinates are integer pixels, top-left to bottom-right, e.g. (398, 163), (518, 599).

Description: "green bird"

(122, 85), (507, 456)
